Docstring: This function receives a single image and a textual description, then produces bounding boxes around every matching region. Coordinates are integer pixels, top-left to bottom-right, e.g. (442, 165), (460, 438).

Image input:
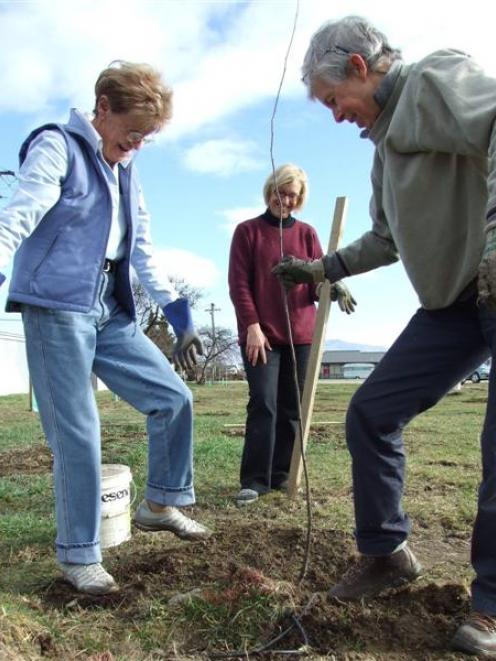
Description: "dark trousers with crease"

(346, 293), (496, 613)
(240, 344), (310, 493)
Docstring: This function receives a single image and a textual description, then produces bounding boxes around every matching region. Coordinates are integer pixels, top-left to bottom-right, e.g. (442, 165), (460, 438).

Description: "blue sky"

(1, 0), (495, 348)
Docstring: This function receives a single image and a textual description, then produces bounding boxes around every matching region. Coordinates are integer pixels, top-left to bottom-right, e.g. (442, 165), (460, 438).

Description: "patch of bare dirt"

(222, 426), (245, 437)
(0, 444), (52, 477)
(308, 425), (345, 444)
(221, 424), (346, 444)
(201, 410), (232, 417)
(0, 431), (147, 477)
(38, 521), (471, 659)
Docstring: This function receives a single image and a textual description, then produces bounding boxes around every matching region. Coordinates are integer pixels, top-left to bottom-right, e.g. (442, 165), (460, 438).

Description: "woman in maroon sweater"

(228, 164), (355, 505)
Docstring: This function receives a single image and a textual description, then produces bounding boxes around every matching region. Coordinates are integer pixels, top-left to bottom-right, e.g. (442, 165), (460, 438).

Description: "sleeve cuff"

(323, 253), (349, 283)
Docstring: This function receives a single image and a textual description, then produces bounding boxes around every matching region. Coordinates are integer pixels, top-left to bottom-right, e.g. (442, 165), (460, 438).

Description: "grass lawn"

(0, 380), (487, 660)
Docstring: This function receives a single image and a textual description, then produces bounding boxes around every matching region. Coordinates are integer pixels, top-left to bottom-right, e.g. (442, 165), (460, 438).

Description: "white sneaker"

(60, 562), (118, 595)
(133, 500), (212, 540)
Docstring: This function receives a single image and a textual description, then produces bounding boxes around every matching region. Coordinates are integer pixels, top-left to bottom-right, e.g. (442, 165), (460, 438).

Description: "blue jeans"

(22, 272), (194, 564)
(346, 294), (496, 613)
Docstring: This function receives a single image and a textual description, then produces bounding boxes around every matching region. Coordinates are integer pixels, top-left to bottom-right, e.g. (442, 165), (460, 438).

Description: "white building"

(0, 330), (30, 395)
(0, 329), (107, 396)
(320, 349), (386, 379)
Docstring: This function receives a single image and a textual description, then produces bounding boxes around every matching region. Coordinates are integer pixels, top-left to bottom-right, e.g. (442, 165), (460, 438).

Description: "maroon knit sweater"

(228, 211), (324, 345)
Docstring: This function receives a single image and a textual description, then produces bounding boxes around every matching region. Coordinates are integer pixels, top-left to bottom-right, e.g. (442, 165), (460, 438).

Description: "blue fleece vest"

(7, 123), (139, 318)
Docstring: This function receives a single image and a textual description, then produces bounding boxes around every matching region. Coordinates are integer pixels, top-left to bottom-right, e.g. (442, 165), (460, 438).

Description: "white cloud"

(154, 248), (220, 289)
(0, 0), (223, 115)
(219, 203), (264, 235)
(0, 0), (495, 135)
(183, 138), (262, 176)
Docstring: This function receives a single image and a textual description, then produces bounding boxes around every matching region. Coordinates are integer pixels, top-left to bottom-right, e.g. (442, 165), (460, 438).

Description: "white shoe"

(133, 500), (212, 540)
(60, 562), (118, 595)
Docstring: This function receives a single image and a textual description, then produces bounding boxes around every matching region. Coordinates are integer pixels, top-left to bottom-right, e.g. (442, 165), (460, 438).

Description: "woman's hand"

(246, 323), (272, 366)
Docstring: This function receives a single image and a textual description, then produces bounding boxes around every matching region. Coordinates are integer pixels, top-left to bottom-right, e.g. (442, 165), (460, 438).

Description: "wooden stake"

(287, 196), (348, 497)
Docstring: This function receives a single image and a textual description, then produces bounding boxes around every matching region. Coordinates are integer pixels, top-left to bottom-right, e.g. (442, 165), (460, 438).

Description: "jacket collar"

(367, 62), (410, 145)
(261, 208), (296, 228)
(66, 108), (132, 169)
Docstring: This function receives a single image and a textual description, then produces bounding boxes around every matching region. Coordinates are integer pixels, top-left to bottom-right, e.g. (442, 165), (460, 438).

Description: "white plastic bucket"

(100, 464), (133, 549)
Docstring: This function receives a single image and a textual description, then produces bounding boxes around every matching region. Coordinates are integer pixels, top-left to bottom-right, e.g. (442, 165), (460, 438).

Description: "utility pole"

(205, 303), (220, 382)
(205, 303), (220, 340)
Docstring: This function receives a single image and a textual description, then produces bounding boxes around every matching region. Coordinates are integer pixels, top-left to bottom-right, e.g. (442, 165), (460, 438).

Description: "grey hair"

(302, 15), (402, 96)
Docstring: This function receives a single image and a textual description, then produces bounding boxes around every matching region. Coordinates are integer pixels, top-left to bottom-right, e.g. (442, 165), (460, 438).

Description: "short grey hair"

(263, 163), (308, 209)
(302, 15), (402, 96)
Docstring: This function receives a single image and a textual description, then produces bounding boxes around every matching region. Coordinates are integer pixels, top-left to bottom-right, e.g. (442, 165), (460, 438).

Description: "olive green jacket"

(337, 49), (496, 309)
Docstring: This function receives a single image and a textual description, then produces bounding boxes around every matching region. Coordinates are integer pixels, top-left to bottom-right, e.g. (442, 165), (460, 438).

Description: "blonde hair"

(263, 163), (308, 209)
(94, 60), (173, 132)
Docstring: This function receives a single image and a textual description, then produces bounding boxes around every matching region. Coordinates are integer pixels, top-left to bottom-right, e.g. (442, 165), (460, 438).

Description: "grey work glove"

(478, 224), (496, 311)
(331, 281), (357, 314)
(272, 255), (326, 290)
(316, 280), (357, 313)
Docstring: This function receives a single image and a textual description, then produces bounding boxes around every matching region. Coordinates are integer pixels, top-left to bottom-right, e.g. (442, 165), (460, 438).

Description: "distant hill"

(325, 339), (387, 352)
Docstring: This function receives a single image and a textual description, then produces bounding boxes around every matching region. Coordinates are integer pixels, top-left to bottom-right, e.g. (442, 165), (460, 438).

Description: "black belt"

(103, 259), (118, 273)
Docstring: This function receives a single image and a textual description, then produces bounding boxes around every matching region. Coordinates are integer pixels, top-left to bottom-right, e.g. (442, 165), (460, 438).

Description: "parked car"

(463, 363), (491, 383)
(343, 362), (375, 379)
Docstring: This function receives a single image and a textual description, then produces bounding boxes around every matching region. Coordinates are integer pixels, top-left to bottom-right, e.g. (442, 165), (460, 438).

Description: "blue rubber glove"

(0, 273), (5, 287)
(163, 298), (204, 371)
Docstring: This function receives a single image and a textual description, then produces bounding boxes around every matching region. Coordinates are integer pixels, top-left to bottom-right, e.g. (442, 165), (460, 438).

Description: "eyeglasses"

(273, 191), (300, 202)
(323, 44), (352, 57)
(126, 130), (155, 146)
(301, 44), (352, 83)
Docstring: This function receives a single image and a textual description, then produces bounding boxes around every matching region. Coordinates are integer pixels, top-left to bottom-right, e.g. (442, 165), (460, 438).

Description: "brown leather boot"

(452, 612), (496, 657)
(329, 545), (422, 601)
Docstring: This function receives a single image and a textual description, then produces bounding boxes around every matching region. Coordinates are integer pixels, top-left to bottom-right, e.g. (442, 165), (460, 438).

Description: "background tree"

(132, 277), (203, 357)
(131, 277), (241, 383)
(194, 325), (240, 384)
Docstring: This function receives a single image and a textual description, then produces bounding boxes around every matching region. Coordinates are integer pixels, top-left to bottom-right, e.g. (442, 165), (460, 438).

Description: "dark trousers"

(240, 344), (310, 492)
(346, 294), (496, 613)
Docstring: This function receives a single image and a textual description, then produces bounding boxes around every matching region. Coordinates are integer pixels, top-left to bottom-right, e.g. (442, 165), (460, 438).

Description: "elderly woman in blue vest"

(0, 61), (211, 595)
